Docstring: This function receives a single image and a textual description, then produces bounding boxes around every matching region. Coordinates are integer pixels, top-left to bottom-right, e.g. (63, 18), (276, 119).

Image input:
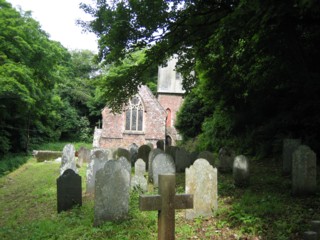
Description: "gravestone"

(282, 138), (301, 175)
(165, 146), (179, 163)
(138, 144), (152, 170)
(139, 174), (193, 240)
(57, 169), (82, 213)
(156, 140), (165, 151)
(175, 148), (192, 173)
(131, 175), (148, 192)
(190, 152), (199, 165)
(34, 150), (62, 162)
(86, 149), (108, 194)
(198, 151), (215, 167)
(119, 156), (131, 175)
(60, 144), (77, 175)
(218, 147), (235, 173)
(94, 160), (130, 226)
(233, 155), (250, 187)
(129, 143), (139, 167)
(116, 148), (130, 161)
(77, 146), (91, 166)
(185, 158), (218, 220)
(148, 148), (164, 183)
(311, 220), (320, 239)
(152, 153), (176, 188)
(292, 145), (317, 196)
(303, 231), (318, 240)
(135, 158), (146, 177)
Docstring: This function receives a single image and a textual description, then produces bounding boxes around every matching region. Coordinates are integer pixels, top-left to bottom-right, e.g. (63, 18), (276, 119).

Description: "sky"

(7, 0), (98, 52)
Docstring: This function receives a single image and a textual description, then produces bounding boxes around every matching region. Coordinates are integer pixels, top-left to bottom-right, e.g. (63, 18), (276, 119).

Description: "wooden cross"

(139, 174), (193, 240)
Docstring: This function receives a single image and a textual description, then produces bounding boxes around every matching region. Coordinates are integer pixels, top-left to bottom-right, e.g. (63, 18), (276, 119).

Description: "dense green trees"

(0, 1), (99, 154)
(81, 0), (320, 156)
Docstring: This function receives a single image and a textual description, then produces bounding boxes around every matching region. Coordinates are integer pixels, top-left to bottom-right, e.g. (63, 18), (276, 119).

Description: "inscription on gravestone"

(57, 169), (82, 213)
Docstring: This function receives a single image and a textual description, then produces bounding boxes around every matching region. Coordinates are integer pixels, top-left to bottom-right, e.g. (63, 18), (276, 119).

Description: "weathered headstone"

(138, 144), (152, 170)
(57, 169), (82, 213)
(139, 174), (193, 240)
(165, 146), (179, 163)
(129, 143), (139, 167)
(156, 140), (165, 151)
(94, 160), (130, 226)
(292, 145), (317, 196)
(60, 144), (77, 175)
(135, 158), (146, 176)
(185, 158), (218, 220)
(86, 149), (108, 194)
(282, 138), (301, 175)
(198, 151), (215, 167)
(119, 156), (132, 175)
(131, 175), (148, 192)
(148, 148), (164, 183)
(116, 148), (130, 161)
(190, 152), (199, 165)
(77, 146), (91, 166)
(218, 147), (235, 173)
(233, 155), (250, 187)
(152, 153), (176, 188)
(175, 148), (192, 173)
(34, 150), (62, 162)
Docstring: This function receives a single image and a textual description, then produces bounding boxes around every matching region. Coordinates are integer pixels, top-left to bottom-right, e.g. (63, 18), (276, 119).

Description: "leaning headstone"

(292, 145), (317, 196)
(148, 148), (164, 183)
(175, 148), (192, 173)
(233, 155), (250, 187)
(86, 149), (108, 194)
(156, 140), (165, 151)
(146, 142), (154, 150)
(94, 160), (130, 226)
(185, 158), (218, 220)
(129, 143), (139, 167)
(138, 145), (152, 170)
(57, 169), (82, 213)
(152, 153), (176, 188)
(135, 158), (146, 177)
(218, 147), (235, 173)
(119, 156), (131, 175)
(77, 146), (91, 166)
(282, 138), (301, 175)
(198, 151), (215, 167)
(60, 144), (77, 175)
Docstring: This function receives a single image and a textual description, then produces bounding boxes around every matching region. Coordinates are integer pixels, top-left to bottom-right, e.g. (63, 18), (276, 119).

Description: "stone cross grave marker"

(139, 174), (193, 240)
(57, 169), (82, 213)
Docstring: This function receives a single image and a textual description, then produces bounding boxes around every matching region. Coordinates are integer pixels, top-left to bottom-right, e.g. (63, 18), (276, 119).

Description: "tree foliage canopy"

(81, 0), (320, 155)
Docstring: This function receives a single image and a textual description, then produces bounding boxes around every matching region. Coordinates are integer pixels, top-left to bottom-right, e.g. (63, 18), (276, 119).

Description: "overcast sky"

(7, 0), (98, 52)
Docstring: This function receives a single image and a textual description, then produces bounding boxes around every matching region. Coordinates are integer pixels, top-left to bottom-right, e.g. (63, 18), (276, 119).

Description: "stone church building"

(94, 57), (185, 149)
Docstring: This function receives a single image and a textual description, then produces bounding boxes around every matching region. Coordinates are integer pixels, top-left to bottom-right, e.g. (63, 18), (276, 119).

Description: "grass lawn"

(0, 155), (319, 239)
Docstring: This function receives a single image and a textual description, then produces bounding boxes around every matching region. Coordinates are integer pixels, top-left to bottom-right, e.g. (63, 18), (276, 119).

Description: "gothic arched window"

(125, 96), (143, 131)
(166, 108), (171, 127)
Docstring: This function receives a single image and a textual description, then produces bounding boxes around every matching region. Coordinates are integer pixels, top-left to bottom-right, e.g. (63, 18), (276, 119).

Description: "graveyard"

(0, 142), (319, 240)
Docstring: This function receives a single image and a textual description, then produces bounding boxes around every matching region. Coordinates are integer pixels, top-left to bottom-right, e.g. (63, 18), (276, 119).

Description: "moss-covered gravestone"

(57, 169), (82, 213)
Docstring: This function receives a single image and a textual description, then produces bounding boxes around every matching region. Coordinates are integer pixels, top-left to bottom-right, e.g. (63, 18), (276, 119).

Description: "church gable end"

(99, 85), (166, 149)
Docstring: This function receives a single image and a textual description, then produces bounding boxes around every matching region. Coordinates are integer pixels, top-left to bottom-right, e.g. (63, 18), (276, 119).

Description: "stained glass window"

(125, 96), (143, 131)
